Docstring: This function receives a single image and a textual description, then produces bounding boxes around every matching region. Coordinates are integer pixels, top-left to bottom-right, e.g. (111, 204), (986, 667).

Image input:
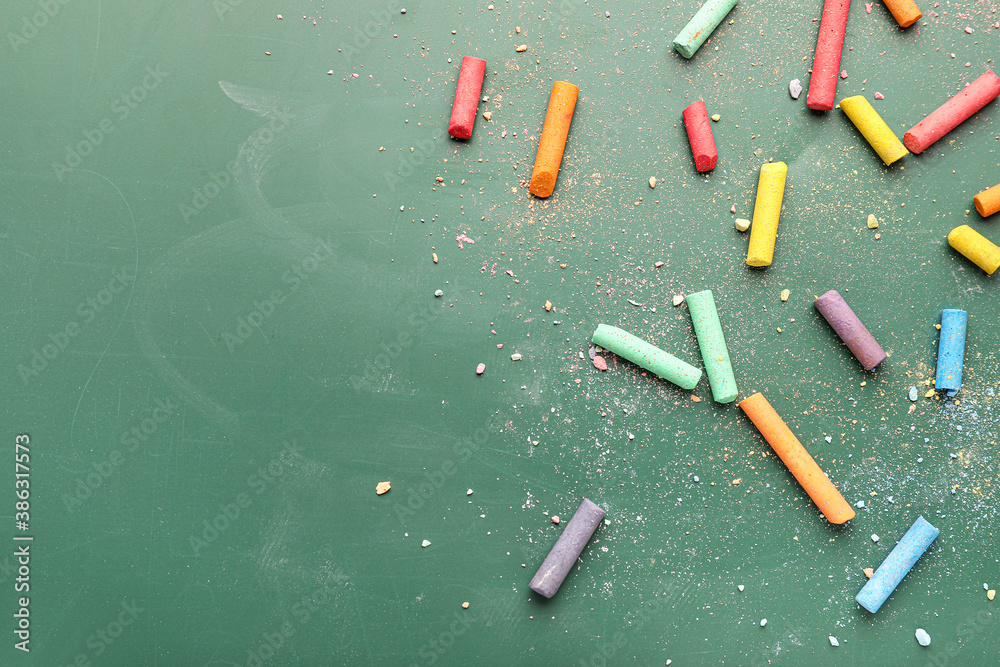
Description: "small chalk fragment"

(737, 584), (744, 591)
(529, 499), (605, 598)
(551, 515), (560, 524)
(829, 636), (840, 647)
(735, 218), (751, 232)
(856, 500), (865, 508)
(790, 78), (803, 99)
(760, 618), (767, 628)
(780, 289), (790, 302)
(936, 309), (968, 396)
(649, 176), (657, 188)
(421, 540), (431, 547)
(376, 481), (391, 495)
(864, 568), (875, 578)
(467, 489), (473, 495)
(593, 356), (608, 371)
(908, 386), (918, 401)
(871, 534), (880, 543)
(988, 590), (996, 601)
(867, 214), (880, 229)
(711, 113), (721, 122)
(462, 602), (470, 609)
(511, 353), (523, 361)
(432, 252), (439, 263)
(476, 363), (486, 375)
(915, 628), (931, 647)
(434, 289), (444, 297)
(856, 516), (940, 613)
(672, 294), (685, 306)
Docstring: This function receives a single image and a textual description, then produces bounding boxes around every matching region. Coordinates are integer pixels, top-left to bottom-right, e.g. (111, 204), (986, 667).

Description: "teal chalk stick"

(685, 290), (738, 403)
(592, 324), (702, 390)
(672, 0), (738, 59)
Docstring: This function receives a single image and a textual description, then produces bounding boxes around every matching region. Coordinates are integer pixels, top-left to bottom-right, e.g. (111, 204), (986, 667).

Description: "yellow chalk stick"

(948, 225), (1000, 275)
(747, 162), (787, 268)
(840, 96), (909, 166)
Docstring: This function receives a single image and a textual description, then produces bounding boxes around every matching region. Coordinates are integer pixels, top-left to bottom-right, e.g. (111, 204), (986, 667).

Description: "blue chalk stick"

(856, 516), (939, 613)
(935, 309), (968, 396)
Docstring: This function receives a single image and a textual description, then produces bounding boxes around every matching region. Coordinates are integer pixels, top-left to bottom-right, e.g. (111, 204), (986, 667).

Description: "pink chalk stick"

(682, 100), (718, 172)
(904, 71), (1000, 154)
(448, 56), (487, 140)
(806, 0), (851, 111)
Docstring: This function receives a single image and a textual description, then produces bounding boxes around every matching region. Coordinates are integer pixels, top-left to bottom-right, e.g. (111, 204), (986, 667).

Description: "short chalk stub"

(839, 95), (908, 165)
(935, 309), (968, 396)
(746, 162), (788, 267)
(529, 498), (605, 598)
(813, 290), (887, 371)
(856, 516), (940, 613)
(685, 290), (738, 403)
(591, 324), (703, 390)
(672, 0), (738, 59)
(948, 225), (1000, 275)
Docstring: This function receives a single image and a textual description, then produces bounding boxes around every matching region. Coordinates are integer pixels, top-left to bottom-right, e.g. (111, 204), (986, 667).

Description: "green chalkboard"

(2, 0), (998, 665)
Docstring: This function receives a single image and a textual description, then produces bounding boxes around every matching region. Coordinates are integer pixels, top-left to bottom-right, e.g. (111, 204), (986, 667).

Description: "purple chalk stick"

(814, 290), (887, 371)
(529, 498), (605, 598)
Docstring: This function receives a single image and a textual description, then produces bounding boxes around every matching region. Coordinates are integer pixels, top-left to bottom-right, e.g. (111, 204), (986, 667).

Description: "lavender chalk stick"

(814, 290), (887, 371)
(935, 309), (968, 396)
(529, 499), (605, 598)
(856, 516), (939, 613)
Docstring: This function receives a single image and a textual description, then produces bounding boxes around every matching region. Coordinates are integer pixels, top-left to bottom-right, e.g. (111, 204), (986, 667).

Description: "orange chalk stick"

(883, 0), (922, 28)
(974, 182), (1000, 218)
(529, 81), (579, 198)
(738, 393), (855, 525)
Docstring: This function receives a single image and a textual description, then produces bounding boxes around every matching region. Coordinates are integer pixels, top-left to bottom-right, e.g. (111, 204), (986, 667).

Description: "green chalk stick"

(591, 324), (702, 390)
(672, 0), (738, 59)
(685, 290), (738, 403)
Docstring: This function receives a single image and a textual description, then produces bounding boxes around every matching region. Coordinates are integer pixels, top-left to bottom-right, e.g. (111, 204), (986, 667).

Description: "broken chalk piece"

(903, 71), (1000, 154)
(672, 0), (738, 59)
(948, 225), (1000, 275)
(813, 290), (887, 371)
(685, 290), (738, 403)
(682, 100), (719, 172)
(747, 162), (788, 267)
(883, 0), (923, 28)
(738, 393), (855, 525)
(448, 56), (487, 140)
(856, 516), (939, 613)
(591, 324), (702, 390)
(807, 0), (851, 111)
(529, 498), (605, 598)
(974, 182), (1000, 218)
(529, 81), (580, 198)
(935, 309), (967, 396)
(839, 95), (909, 165)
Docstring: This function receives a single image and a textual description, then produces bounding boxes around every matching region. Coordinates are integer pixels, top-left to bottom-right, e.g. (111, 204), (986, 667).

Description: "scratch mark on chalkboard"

(87, 0), (101, 88)
(68, 169), (138, 448)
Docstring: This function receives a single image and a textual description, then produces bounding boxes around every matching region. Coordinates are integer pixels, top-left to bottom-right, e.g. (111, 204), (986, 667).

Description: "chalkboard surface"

(1, 1), (998, 665)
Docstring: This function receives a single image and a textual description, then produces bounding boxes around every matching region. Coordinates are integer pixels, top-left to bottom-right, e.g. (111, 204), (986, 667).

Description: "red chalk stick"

(806, 0), (850, 111)
(903, 71), (1000, 154)
(448, 56), (487, 140)
(682, 100), (718, 172)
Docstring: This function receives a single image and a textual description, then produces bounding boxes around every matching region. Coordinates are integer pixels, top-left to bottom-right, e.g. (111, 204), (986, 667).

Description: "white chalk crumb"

(735, 218), (751, 232)
(421, 539), (431, 547)
(867, 214), (879, 229)
(888, 496), (894, 503)
(909, 386), (919, 401)
(825, 435), (833, 443)
(738, 584), (745, 592)
(856, 500), (865, 508)
(666, 661), (672, 666)
(434, 289), (444, 297)
(917, 457), (924, 463)
(551, 516), (560, 524)
(510, 353), (523, 361)
(649, 176), (657, 188)
(711, 114), (721, 122)
(467, 489), (474, 496)
(462, 601), (470, 609)
(984, 583), (990, 590)
(871, 534), (880, 543)
(672, 294), (685, 307)
(829, 636), (839, 647)
(693, 475), (700, 483)
(780, 289), (790, 302)
(760, 618), (767, 628)
(915, 628), (931, 647)
(789, 78), (803, 99)
(516, 44), (528, 52)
